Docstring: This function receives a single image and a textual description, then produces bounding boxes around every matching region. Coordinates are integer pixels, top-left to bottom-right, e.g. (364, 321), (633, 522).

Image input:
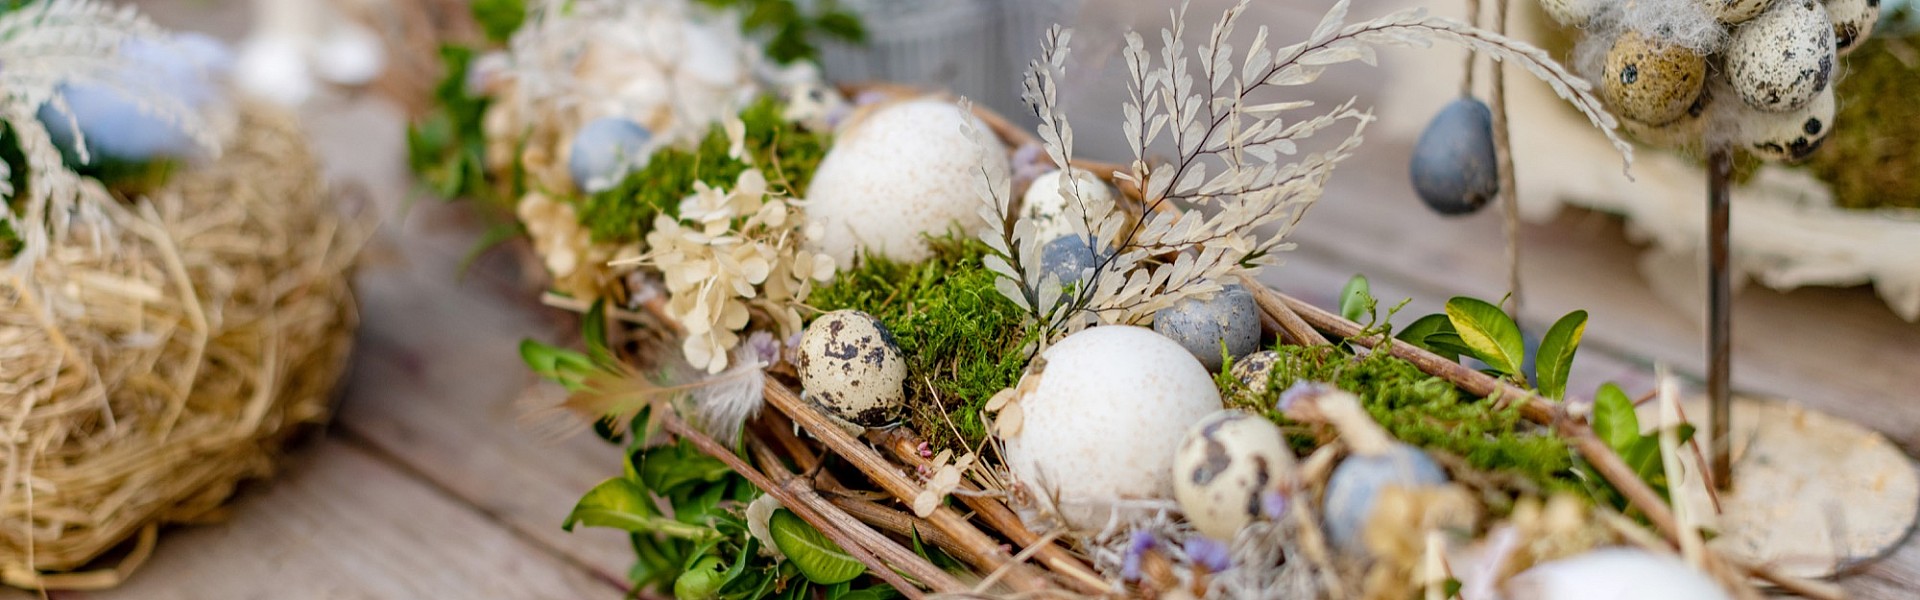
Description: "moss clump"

(807, 235), (1032, 448)
(578, 96), (831, 244)
(1229, 344), (1581, 499)
(1804, 31), (1920, 210)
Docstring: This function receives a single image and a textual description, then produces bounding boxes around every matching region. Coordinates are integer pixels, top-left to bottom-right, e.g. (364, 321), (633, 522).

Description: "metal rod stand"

(1707, 145), (1733, 491)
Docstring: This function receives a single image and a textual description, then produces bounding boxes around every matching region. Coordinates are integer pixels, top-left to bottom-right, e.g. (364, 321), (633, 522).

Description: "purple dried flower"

(917, 441), (933, 458)
(747, 330), (780, 365)
(1277, 381), (1336, 412)
(1121, 530), (1157, 581)
(1261, 490), (1289, 520)
(1185, 537), (1232, 572)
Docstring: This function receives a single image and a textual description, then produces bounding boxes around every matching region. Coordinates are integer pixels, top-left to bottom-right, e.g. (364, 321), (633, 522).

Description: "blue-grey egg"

(1321, 443), (1448, 555)
(39, 33), (231, 166)
(1153, 284), (1260, 372)
(1408, 97), (1498, 216)
(568, 117), (654, 193)
(1039, 234), (1103, 289)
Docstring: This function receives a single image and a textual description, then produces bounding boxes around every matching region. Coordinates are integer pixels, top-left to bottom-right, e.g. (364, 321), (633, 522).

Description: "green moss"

(1804, 31), (1920, 210)
(1229, 344), (1581, 501)
(578, 96), (831, 245)
(807, 235), (1032, 448)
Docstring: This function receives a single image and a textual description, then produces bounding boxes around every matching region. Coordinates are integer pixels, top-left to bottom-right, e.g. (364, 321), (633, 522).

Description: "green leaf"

(1421, 332), (1476, 358)
(520, 339), (596, 390)
(636, 444), (736, 498)
(816, 9), (868, 43)
(565, 478), (720, 541)
(1444, 297), (1526, 378)
(1535, 310), (1589, 401)
(1622, 436), (1666, 488)
(769, 509), (865, 584)
(837, 588), (900, 600)
(1339, 274), (1372, 323)
(470, 0), (527, 43)
(583, 299), (613, 365)
(1395, 313), (1459, 360)
(1590, 383), (1640, 453)
(674, 555), (727, 600)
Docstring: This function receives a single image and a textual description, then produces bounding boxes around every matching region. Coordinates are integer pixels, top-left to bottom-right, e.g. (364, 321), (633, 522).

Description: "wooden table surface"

(12, 1), (1917, 598)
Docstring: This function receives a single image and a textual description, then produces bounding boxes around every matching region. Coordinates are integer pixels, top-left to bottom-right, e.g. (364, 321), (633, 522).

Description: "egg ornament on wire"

(1408, 96), (1499, 216)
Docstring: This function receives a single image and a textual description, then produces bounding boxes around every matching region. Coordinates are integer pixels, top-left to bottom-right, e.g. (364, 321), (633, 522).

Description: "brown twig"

(761, 382), (1057, 593)
(743, 436), (969, 594)
(820, 495), (971, 561)
(651, 409), (932, 598)
(867, 428), (1110, 596)
(1239, 274), (1329, 347)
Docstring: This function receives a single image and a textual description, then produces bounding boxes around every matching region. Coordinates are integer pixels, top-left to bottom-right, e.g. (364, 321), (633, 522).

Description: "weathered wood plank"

(51, 439), (620, 600)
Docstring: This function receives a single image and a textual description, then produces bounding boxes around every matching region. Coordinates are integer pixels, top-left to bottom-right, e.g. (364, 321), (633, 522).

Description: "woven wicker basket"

(0, 103), (361, 590)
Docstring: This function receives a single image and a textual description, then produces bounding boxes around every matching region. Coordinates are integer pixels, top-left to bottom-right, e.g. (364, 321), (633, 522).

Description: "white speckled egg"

(1540, 0), (1609, 27)
(1727, 0), (1836, 112)
(1174, 410), (1298, 540)
(1731, 84), (1835, 161)
(1708, 0), (1779, 23)
(805, 98), (1011, 268)
(799, 310), (907, 427)
(1601, 31), (1708, 126)
(1002, 326), (1223, 531)
(1021, 169), (1116, 243)
(1826, 0), (1880, 55)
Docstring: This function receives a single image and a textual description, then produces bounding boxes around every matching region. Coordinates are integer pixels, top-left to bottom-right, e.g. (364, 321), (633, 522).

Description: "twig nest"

(1323, 444), (1449, 555)
(1001, 326), (1222, 531)
(798, 310), (907, 427)
(567, 117), (653, 193)
(1021, 169), (1115, 243)
(1039, 234), (1103, 289)
(1153, 284), (1260, 372)
(1729, 83), (1834, 160)
(1408, 97), (1498, 216)
(1503, 547), (1732, 599)
(40, 33), (231, 166)
(804, 98), (1009, 268)
(1826, 0), (1881, 55)
(1601, 32), (1708, 126)
(1711, 0), (1780, 24)
(1173, 410), (1297, 541)
(1726, 0), (1835, 112)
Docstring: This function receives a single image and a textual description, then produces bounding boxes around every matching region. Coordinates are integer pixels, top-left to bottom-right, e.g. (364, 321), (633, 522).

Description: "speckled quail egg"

(1619, 88), (1713, 149)
(805, 98), (1011, 268)
(1709, 0), (1780, 23)
(567, 117), (654, 193)
(1727, 0), (1836, 112)
(1601, 31), (1708, 126)
(1505, 547), (1733, 600)
(1038, 235), (1105, 289)
(798, 310), (907, 427)
(1539, 0), (1609, 27)
(1731, 84), (1835, 161)
(41, 33), (231, 167)
(1022, 169), (1116, 243)
(1408, 97), (1498, 216)
(1230, 350), (1282, 397)
(1173, 410), (1298, 540)
(1154, 284), (1262, 372)
(1322, 442), (1449, 555)
(1001, 326), (1223, 531)
(1826, 0), (1881, 55)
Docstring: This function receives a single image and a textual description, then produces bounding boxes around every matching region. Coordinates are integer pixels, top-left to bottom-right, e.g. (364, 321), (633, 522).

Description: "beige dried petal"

(913, 489), (942, 517)
(985, 388), (1017, 412)
(995, 402), (1024, 438)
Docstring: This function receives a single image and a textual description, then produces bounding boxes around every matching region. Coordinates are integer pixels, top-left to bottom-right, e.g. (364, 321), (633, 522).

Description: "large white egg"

(1002, 326), (1223, 531)
(1504, 547), (1732, 600)
(804, 98), (1011, 267)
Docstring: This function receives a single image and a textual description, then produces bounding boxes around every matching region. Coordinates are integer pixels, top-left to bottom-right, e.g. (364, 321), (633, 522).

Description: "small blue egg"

(1321, 443), (1448, 556)
(39, 33), (232, 166)
(1408, 97), (1499, 216)
(1153, 284), (1260, 372)
(1038, 235), (1102, 289)
(569, 117), (654, 193)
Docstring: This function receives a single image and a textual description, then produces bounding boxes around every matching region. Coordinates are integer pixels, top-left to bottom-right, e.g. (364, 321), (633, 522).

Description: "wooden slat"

(50, 439), (621, 600)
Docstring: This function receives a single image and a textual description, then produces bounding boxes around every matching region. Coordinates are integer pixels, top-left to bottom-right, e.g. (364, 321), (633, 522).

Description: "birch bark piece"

(1653, 396), (1919, 580)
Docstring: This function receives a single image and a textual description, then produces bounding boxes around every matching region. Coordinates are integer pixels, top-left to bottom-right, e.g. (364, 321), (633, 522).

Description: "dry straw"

(0, 104), (360, 590)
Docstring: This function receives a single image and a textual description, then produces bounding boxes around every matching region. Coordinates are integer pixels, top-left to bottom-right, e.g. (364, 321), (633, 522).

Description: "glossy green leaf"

(836, 588), (901, 600)
(520, 339), (595, 391)
(674, 555), (727, 600)
(564, 478), (715, 541)
(1396, 313), (1459, 360)
(636, 444), (736, 498)
(769, 509), (865, 584)
(1421, 332), (1476, 358)
(1339, 274), (1373, 323)
(1444, 297), (1526, 378)
(1590, 383), (1640, 453)
(1535, 310), (1588, 400)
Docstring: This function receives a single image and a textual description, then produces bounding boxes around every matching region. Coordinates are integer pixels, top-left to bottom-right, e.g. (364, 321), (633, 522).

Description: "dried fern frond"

(0, 0), (215, 269)
(981, 0), (1632, 341)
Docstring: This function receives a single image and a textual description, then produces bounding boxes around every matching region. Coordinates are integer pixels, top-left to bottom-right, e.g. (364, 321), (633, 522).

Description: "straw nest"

(0, 103), (360, 590)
